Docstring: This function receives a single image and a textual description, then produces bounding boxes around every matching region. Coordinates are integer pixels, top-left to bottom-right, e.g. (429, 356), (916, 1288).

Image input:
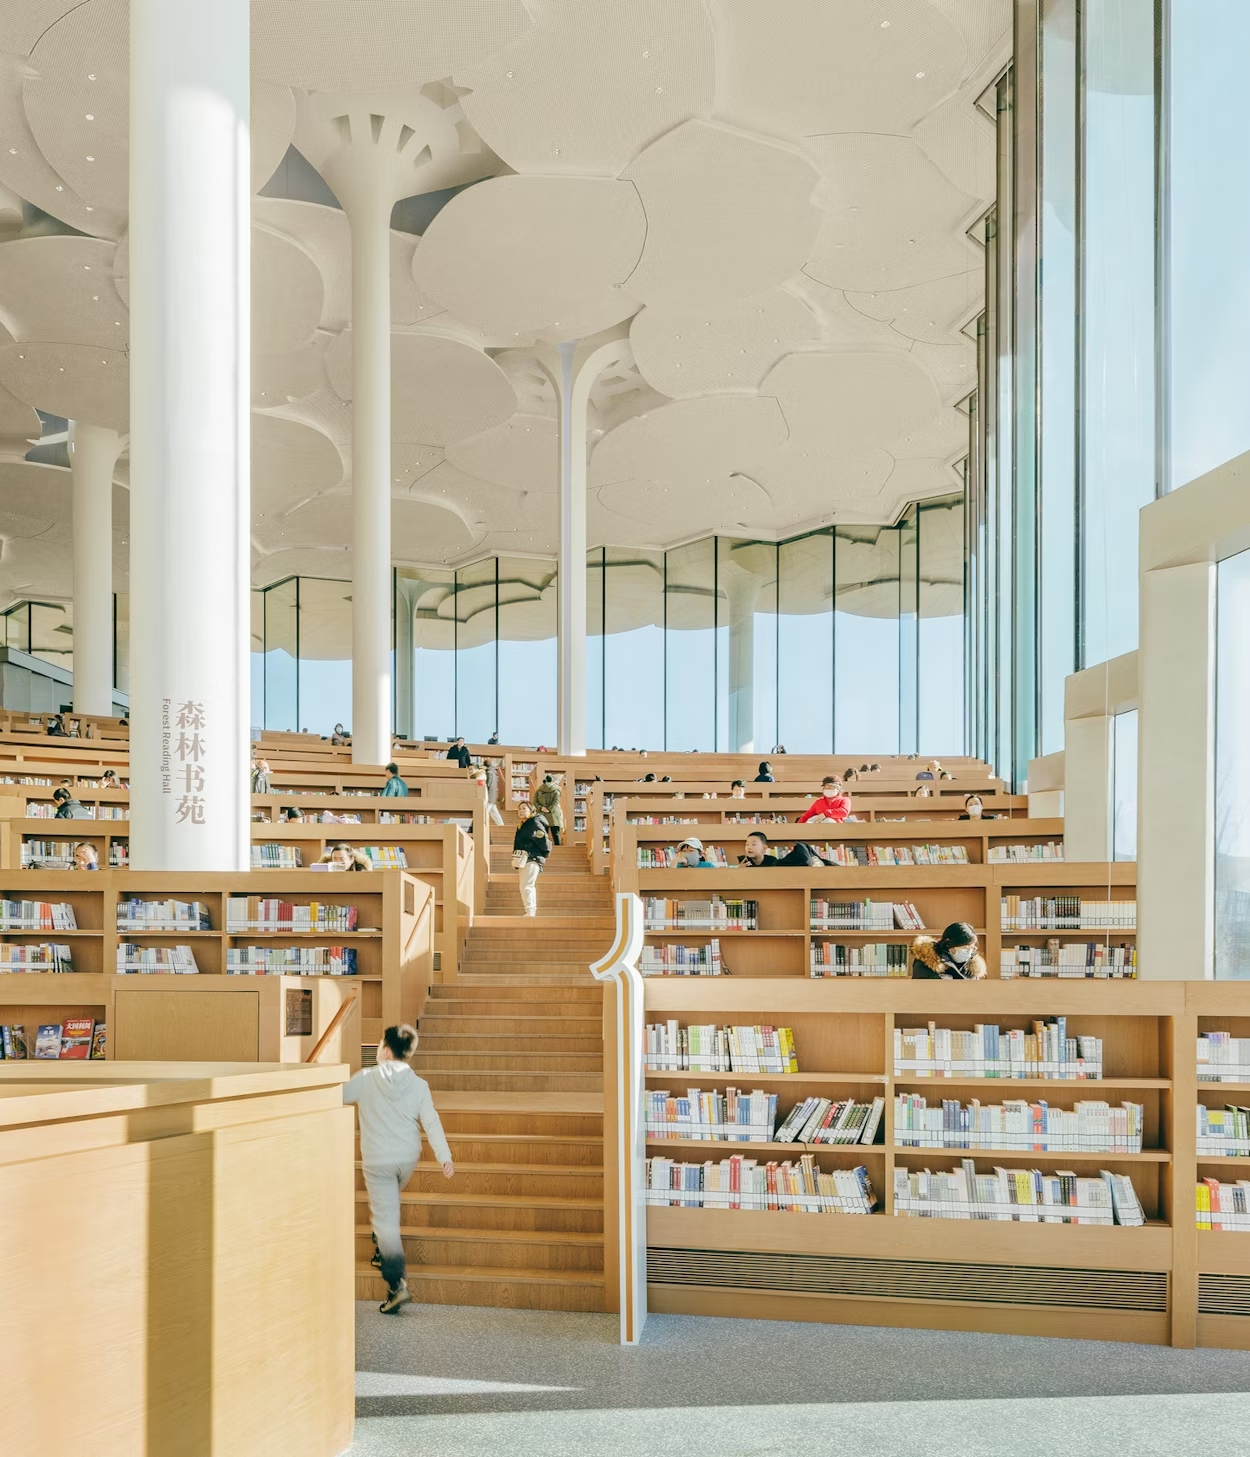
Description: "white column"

(68, 421), (120, 716)
(346, 174), (393, 766)
(1063, 715), (1112, 861)
(1138, 561), (1216, 979)
(557, 342), (586, 756)
(725, 574), (760, 753)
(128, 0), (250, 870)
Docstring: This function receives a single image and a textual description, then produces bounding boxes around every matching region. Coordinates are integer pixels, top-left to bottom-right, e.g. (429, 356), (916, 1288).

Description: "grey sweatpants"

(363, 1159), (416, 1290)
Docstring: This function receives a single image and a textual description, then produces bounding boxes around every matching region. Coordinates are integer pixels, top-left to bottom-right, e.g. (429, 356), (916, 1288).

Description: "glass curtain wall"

(260, 515), (967, 751)
(1215, 549), (1250, 977)
(1162, 0), (1250, 493)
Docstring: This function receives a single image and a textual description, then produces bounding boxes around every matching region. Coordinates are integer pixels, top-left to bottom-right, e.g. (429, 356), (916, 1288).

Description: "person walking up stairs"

(355, 815), (614, 1311)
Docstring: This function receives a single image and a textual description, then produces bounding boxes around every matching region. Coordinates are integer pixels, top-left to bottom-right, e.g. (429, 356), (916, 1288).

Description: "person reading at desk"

(911, 922), (987, 980)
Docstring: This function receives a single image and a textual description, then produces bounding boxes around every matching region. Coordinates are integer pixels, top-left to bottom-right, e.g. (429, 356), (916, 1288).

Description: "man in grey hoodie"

(343, 1024), (454, 1313)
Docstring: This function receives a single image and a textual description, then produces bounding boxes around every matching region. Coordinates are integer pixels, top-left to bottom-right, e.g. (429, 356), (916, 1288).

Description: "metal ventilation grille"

(1199, 1275), (1250, 1316)
(648, 1248), (1168, 1312)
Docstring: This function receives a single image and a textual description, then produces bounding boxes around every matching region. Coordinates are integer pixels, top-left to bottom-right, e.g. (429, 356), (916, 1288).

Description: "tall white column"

(128, 0), (250, 870)
(68, 421), (120, 716)
(346, 172), (393, 766)
(557, 343), (586, 757)
(724, 574), (760, 753)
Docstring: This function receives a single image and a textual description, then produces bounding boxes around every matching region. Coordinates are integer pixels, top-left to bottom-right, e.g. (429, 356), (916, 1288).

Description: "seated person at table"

(53, 787), (90, 819)
(960, 794), (984, 820)
(911, 922), (987, 980)
(318, 842), (371, 871)
(797, 776), (850, 824)
(730, 780), (746, 799)
(676, 837), (716, 868)
(911, 785), (931, 798)
(282, 806), (306, 822)
(46, 714), (69, 737)
(754, 761), (775, 782)
(73, 843), (98, 871)
(739, 830), (831, 868)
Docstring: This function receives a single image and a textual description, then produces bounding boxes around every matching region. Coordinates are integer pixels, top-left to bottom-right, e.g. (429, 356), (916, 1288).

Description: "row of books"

(1000, 944), (1137, 979)
(646, 1087), (778, 1142)
(225, 898), (360, 933)
(1197, 1179), (1250, 1229)
(21, 840), (128, 868)
(116, 898), (211, 931)
(810, 942), (910, 976)
(643, 897), (758, 930)
(0, 1018), (105, 1059)
(639, 941), (723, 976)
(726, 813), (792, 824)
(774, 1096), (885, 1145)
(226, 946), (358, 975)
(0, 898), (77, 930)
(1197, 1033), (1250, 1082)
(1000, 896), (1137, 930)
(637, 845), (731, 868)
(810, 899), (925, 930)
(251, 845), (302, 868)
(0, 942), (75, 973)
(1197, 1104), (1250, 1156)
(987, 842), (1064, 862)
(894, 1163), (1144, 1225)
(116, 944), (199, 974)
(844, 844), (969, 866)
(644, 1023), (798, 1074)
(895, 1095), (1144, 1152)
(894, 1021), (1104, 1080)
(27, 803), (128, 819)
(627, 816), (701, 826)
(646, 1155), (876, 1214)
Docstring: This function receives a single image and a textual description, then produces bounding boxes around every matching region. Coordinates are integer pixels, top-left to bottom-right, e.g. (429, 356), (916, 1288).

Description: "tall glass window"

(250, 590), (264, 732)
(919, 496), (966, 756)
(835, 526), (900, 754)
(777, 533), (833, 754)
(1215, 549), (1250, 978)
(404, 571), (455, 742)
(1111, 708), (1138, 862)
(603, 548), (664, 750)
(1164, 1), (1250, 492)
(1080, 0), (1156, 665)
(297, 578), (353, 736)
(898, 512), (919, 755)
(497, 558), (556, 746)
(664, 540), (716, 752)
(454, 560), (497, 744)
(586, 549), (605, 750)
(263, 577), (298, 731)
(1039, 0), (1078, 751)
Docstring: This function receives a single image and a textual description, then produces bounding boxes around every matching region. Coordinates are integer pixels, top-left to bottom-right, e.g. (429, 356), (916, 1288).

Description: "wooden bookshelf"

(0, 869), (433, 1063)
(612, 842), (1129, 981)
(615, 974), (1250, 1349)
(588, 785), (1031, 870)
(0, 818), (470, 981)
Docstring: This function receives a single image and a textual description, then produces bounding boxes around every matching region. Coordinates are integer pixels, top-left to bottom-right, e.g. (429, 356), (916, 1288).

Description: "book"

(895, 1094), (1143, 1152)
(90, 1022), (106, 1060)
(226, 945), (358, 975)
(639, 940), (724, 976)
(646, 1087), (778, 1142)
(894, 1019), (1102, 1081)
(643, 897), (758, 931)
(1000, 896), (1136, 931)
(0, 942), (74, 973)
(893, 1159), (1134, 1224)
(1196, 1104), (1250, 1156)
(1197, 1177), (1250, 1230)
(1001, 943), (1136, 979)
(0, 1023), (28, 1058)
(34, 1022), (62, 1059)
(225, 898), (359, 933)
(1198, 1033), (1250, 1083)
(251, 844), (303, 868)
(116, 898), (211, 931)
(59, 1017), (94, 1059)
(646, 1154), (875, 1214)
(116, 944), (200, 974)
(645, 1022), (799, 1074)
(810, 942), (909, 977)
(0, 899), (77, 931)
(987, 842), (1065, 862)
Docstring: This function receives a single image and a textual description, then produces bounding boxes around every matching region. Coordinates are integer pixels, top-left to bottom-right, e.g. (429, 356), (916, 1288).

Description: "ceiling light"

(881, 19), (891, 26)
(87, 73), (96, 81)
(83, 265), (91, 270)
(505, 70), (513, 78)
(86, 155), (94, 162)
(916, 71), (925, 79)
(6, 148), (14, 155)
(655, 87), (664, 94)
(56, 185), (63, 191)
(85, 113), (94, 121)
(85, 206), (93, 212)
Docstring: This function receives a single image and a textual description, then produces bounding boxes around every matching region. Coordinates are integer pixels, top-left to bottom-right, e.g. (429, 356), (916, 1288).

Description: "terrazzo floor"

(348, 1301), (1250, 1456)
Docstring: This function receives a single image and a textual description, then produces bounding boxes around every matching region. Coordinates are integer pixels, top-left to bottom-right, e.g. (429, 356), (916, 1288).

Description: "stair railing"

(590, 891), (647, 1345)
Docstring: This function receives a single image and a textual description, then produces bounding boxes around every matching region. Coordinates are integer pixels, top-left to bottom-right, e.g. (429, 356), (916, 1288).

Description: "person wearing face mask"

(959, 794), (984, 820)
(911, 922), (987, 980)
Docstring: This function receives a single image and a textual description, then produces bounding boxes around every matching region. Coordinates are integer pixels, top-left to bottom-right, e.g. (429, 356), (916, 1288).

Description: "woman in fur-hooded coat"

(911, 923), (988, 980)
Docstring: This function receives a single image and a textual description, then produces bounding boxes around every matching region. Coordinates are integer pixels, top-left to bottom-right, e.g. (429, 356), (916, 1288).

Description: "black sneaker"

(370, 1249), (382, 1271)
(379, 1281), (411, 1315)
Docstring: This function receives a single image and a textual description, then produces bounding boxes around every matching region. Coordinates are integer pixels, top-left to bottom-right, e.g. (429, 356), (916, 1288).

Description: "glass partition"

(587, 549), (605, 750)
(407, 570), (455, 742)
(297, 578), (353, 736)
(777, 533), (833, 754)
(263, 577), (298, 732)
(454, 559), (497, 745)
(497, 557), (556, 747)
(1164, 0), (1250, 492)
(250, 590), (264, 733)
(603, 547), (664, 750)
(1215, 549), (1250, 977)
(835, 526), (900, 754)
(664, 539), (716, 752)
(918, 495), (966, 756)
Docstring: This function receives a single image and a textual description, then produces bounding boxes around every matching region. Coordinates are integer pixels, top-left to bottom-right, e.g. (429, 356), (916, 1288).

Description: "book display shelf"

(0, 818), (472, 980)
(627, 974), (1250, 1349)
(0, 870), (433, 1064)
(614, 844), (1130, 982)
(588, 786), (1031, 871)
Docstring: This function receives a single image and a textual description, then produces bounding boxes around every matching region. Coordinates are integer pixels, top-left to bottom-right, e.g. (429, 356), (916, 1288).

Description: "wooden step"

(429, 1133), (603, 1166)
(353, 1224), (604, 1270)
(414, 1050), (602, 1072)
(354, 1263), (606, 1311)
(419, 1015), (603, 1037)
(368, 1188), (604, 1232)
(418, 1069), (603, 1093)
(356, 1161), (603, 1197)
(427, 983), (601, 1001)
(418, 1033), (603, 1054)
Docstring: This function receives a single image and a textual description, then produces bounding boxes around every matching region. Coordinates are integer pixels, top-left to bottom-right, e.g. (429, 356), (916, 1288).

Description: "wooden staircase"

(355, 822), (615, 1311)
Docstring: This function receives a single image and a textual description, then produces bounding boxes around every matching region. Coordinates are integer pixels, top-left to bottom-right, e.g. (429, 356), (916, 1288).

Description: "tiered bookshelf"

(0, 870), (433, 1064)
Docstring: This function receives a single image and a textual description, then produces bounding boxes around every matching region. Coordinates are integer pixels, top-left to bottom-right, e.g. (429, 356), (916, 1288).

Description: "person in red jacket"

(797, 776), (851, 824)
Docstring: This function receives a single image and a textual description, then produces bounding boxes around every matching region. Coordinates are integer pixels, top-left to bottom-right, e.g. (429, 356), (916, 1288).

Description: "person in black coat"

(512, 804), (551, 917)
(911, 922), (988, 980)
(754, 760), (775, 782)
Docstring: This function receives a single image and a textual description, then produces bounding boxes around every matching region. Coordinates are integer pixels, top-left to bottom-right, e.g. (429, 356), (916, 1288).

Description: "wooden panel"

(114, 988), (260, 1061)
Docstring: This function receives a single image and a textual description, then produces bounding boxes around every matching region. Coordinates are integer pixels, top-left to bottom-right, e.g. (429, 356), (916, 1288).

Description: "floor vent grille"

(647, 1248), (1168, 1312)
(1199, 1274), (1250, 1317)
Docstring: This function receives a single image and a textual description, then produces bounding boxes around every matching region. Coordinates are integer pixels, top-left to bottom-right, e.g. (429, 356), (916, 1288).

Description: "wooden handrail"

(305, 993), (360, 1064)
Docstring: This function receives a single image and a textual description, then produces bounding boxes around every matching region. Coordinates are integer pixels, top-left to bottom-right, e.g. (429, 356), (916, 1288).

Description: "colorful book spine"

(115, 944), (200, 974)
(893, 1160), (1141, 1224)
(646, 1155), (875, 1214)
(894, 1020), (1103, 1080)
(226, 946), (358, 975)
(894, 1095), (1143, 1152)
(644, 1023), (799, 1074)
